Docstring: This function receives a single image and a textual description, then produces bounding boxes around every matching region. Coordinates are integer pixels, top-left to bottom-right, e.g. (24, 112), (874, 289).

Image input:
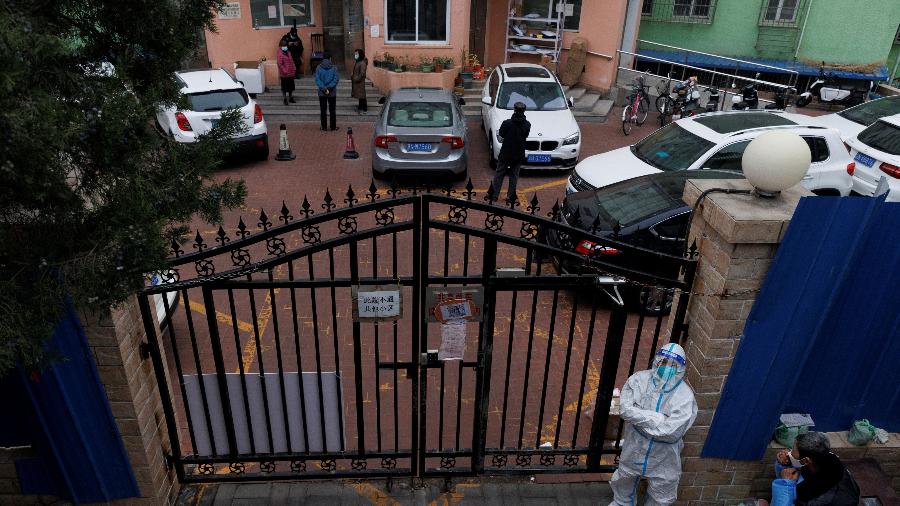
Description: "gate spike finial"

(215, 225), (230, 246)
(193, 230), (207, 251)
(322, 188), (336, 211)
(236, 217), (250, 239)
(170, 238), (184, 257)
(366, 179), (380, 202)
(299, 195), (314, 218)
(344, 184), (358, 206)
(388, 178), (400, 198)
(463, 178), (476, 200)
(591, 214), (602, 234)
(258, 208), (272, 230)
(441, 183), (455, 197)
(485, 183), (497, 204)
(688, 239), (698, 258)
(505, 193), (520, 209)
(527, 193), (540, 215)
(549, 199), (561, 220)
(279, 201), (293, 224)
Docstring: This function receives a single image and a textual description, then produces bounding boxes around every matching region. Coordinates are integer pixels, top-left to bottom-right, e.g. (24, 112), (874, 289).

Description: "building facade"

(203, 0), (639, 93)
(637, 0), (900, 83)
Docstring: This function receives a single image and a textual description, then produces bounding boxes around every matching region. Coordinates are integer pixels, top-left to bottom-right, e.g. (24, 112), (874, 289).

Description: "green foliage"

(0, 0), (248, 375)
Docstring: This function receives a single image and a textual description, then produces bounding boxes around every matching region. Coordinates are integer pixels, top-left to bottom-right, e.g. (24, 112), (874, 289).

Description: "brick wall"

(673, 179), (900, 505)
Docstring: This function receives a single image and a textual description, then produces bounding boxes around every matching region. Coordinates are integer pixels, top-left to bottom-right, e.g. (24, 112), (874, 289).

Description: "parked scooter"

(796, 66), (870, 107)
(764, 87), (794, 110)
(705, 84), (720, 112)
(731, 81), (759, 110)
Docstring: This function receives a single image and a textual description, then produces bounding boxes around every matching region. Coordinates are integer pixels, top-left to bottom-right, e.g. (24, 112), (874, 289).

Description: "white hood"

(574, 146), (661, 189)
(810, 113), (865, 141)
(494, 108), (579, 140)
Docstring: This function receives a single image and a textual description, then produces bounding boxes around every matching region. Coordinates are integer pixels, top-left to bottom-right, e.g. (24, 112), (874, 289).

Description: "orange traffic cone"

(274, 124), (296, 161)
(343, 127), (359, 160)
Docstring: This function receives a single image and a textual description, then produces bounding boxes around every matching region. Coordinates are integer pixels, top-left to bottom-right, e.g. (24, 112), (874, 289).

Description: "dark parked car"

(545, 169), (745, 313)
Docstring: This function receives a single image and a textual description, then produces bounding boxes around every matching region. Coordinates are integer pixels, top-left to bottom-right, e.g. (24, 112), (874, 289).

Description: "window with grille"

(642, 0), (654, 16)
(250, 0), (312, 28)
(764, 0), (798, 22)
(386, 0), (448, 43)
(673, 0), (711, 18)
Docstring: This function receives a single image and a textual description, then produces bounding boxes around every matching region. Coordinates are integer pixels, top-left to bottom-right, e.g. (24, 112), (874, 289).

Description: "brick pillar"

(675, 179), (811, 505)
(81, 296), (179, 505)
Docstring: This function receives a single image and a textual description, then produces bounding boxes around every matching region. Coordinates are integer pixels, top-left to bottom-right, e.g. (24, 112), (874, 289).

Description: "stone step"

(256, 94), (382, 104)
(574, 92), (601, 112)
(566, 87), (588, 101)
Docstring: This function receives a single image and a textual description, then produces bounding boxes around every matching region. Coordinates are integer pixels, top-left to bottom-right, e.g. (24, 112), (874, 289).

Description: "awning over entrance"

(637, 49), (889, 81)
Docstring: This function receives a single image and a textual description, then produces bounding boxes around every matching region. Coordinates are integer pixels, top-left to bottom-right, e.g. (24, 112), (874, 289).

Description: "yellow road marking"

(471, 177), (569, 195)
(188, 300), (255, 334)
(350, 482), (402, 506)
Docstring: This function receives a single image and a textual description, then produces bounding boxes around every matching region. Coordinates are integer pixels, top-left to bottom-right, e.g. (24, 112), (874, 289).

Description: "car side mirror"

(481, 96), (492, 106)
(568, 96), (575, 108)
(378, 96), (386, 105)
(458, 97), (466, 106)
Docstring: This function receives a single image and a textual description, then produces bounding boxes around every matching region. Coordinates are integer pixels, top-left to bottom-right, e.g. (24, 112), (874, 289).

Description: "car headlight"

(562, 132), (580, 146)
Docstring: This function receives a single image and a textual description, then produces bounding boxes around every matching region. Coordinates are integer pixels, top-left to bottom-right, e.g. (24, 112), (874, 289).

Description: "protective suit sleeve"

(619, 373), (667, 428)
(634, 385), (697, 443)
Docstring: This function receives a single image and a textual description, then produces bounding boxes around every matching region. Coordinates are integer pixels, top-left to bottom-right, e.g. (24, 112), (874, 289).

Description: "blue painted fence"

(703, 195), (900, 460)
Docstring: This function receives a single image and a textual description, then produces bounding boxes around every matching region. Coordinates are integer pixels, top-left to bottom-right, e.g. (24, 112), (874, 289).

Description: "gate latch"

(420, 350), (441, 368)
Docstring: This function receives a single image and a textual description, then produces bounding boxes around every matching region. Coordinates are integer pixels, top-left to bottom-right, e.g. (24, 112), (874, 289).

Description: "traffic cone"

(343, 127), (359, 160)
(274, 123), (296, 161)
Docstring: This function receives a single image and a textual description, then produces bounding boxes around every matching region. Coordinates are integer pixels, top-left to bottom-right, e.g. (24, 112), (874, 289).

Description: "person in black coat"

(490, 102), (531, 203)
(777, 431), (860, 506)
(284, 21), (304, 78)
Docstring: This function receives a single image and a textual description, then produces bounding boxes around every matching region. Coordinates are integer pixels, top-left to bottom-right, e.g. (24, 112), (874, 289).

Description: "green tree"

(0, 0), (247, 374)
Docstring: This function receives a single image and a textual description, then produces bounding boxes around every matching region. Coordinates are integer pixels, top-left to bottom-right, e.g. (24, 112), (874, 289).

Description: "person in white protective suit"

(609, 342), (698, 506)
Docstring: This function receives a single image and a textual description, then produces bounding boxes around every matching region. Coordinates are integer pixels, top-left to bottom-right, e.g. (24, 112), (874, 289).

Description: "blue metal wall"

(703, 196), (900, 460)
(8, 301), (140, 503)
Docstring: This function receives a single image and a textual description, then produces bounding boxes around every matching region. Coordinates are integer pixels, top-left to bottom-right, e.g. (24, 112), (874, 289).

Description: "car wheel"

(255, 140), (270, 161)
(795, 95), (811, 107)
(488, 132), (497, 169)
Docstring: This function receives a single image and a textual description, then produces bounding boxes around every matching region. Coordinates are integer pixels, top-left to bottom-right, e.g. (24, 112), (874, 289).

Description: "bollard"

(343, 127), (359, 160)
(274, 123), (296, 161)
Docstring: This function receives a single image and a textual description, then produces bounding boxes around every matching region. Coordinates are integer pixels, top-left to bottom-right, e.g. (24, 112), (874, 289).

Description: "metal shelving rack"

(504, 0), (566, 65)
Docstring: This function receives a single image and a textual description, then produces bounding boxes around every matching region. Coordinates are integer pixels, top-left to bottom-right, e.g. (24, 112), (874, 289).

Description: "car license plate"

(854, 152), (875, 167)
(527, 154), (552, 163)
(407, 143), (432, 152)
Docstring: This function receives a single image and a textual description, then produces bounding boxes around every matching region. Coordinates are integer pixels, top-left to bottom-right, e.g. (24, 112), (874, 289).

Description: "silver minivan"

(372, 88), (468, 180)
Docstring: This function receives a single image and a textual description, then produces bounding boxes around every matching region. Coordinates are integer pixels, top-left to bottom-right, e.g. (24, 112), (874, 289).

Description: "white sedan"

(567, 111), (854, 197)
(482, 63), (580, 170)
(814, 95), (900, 141)
(846, 114), (900, 201)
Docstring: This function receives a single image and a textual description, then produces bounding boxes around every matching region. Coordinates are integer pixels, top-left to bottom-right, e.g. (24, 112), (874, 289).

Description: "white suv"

(481, 64), (581, 170)
(567, 111), (853, 196)
(845, 114), (900, 201)
(156, 68), (268, 160)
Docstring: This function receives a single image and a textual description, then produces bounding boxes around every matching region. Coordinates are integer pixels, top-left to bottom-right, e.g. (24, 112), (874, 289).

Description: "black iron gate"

(138, 183), (696, 483)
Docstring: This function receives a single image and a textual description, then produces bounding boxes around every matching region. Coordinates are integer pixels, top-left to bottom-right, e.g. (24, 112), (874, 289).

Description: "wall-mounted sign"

(426, 286), (483, 323)
(352, 285), (402, 321)
(218, 2), (241, 19)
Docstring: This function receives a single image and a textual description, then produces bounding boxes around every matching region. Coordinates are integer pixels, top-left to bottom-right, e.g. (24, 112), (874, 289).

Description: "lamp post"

(741, 130), (812, 198)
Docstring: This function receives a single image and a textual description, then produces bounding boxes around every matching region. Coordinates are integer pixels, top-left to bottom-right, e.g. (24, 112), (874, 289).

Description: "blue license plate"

(527, 154), (552, 163)
(407, 143), (433, 152)
(854, 152), (876, 167)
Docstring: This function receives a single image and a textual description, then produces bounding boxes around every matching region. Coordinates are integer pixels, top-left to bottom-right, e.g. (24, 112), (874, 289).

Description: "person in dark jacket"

(351, 48), (368, 114)
(284, 21), (304, 78)
(314, 52), (339, 131)
(776, 432), (859, 506)
(490, 102), (531, 202)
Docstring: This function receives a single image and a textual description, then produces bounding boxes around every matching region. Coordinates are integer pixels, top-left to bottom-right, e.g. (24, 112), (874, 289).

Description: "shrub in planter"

(419, 56), (433, 73)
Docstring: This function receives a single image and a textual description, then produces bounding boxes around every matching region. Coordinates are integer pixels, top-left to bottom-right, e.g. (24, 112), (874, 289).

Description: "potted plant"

(453, 75), (465, 95)
(372, 52), (383, 68)
(419, 56), (433, 73)
(433, 56), (443, 73)
(383, 52), (396, 71)
(393, 55), (408, 73)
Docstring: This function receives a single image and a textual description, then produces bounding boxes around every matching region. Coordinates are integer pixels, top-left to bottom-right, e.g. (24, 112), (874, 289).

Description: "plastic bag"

(848, 419), (877, 446)
(771, 478), (797, 506)
(774, 423), (807, 448)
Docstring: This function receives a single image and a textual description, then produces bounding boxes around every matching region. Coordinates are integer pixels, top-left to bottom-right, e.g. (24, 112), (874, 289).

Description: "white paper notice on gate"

(355, 289), (401, 320)
(438, 323), (467, 361)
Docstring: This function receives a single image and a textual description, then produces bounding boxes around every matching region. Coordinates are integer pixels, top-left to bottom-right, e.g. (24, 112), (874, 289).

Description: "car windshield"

(387, 102), (453, 127)
(595, 182), (678, 228)
(187, 90), (248, 111)
(857, 120), (900, 156)
(497, 82), (566, 111)
(838, 97), (900, 126)
(631, 123), (715, 171)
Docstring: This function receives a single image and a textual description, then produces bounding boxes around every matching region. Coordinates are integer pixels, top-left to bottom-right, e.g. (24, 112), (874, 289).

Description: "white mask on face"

(281, 47), (288, 52)
(788, 451), (804, 468)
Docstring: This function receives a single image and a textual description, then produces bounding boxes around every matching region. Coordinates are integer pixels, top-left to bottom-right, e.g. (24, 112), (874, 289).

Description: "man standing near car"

(490, 102), (531, 203)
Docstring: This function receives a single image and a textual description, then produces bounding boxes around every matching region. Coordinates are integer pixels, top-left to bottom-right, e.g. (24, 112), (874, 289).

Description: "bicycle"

(622, 77), (650, 135)
(655, 72), (674, 113)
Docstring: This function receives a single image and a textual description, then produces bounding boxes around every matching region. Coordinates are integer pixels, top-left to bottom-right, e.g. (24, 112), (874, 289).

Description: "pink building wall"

(205, 0), (324, 86)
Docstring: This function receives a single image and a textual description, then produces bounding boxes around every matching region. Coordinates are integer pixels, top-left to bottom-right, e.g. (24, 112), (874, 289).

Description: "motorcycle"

(705, 84), (720, 113)
(764, 87), (794, 110)
(731, 81), (759, 110)
(796, 66), (871, 108)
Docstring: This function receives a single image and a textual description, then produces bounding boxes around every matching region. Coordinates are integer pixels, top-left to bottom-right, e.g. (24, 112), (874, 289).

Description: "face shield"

(653, 343), (687, 386)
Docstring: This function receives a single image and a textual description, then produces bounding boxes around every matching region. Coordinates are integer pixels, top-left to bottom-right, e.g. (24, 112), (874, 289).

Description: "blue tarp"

(702, 195), (900, 460)
(637, 49), (889, 81)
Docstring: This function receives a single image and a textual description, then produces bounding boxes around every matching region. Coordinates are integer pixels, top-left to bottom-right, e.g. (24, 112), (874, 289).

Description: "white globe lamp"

(741, 131), (811, 197)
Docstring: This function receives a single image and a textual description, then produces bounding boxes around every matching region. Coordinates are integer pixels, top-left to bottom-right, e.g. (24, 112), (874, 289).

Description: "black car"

(545, 170), (745, 312)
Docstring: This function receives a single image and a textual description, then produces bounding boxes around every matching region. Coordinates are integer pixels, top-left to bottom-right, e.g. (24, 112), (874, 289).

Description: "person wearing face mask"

(350, 48), (368, 114)
(284, 20), (304, 78)
(774, 432), (859, 506)
(609, 343), (698, 506)
(314, 52), (339, 131)
(276, 37), (296, 106)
